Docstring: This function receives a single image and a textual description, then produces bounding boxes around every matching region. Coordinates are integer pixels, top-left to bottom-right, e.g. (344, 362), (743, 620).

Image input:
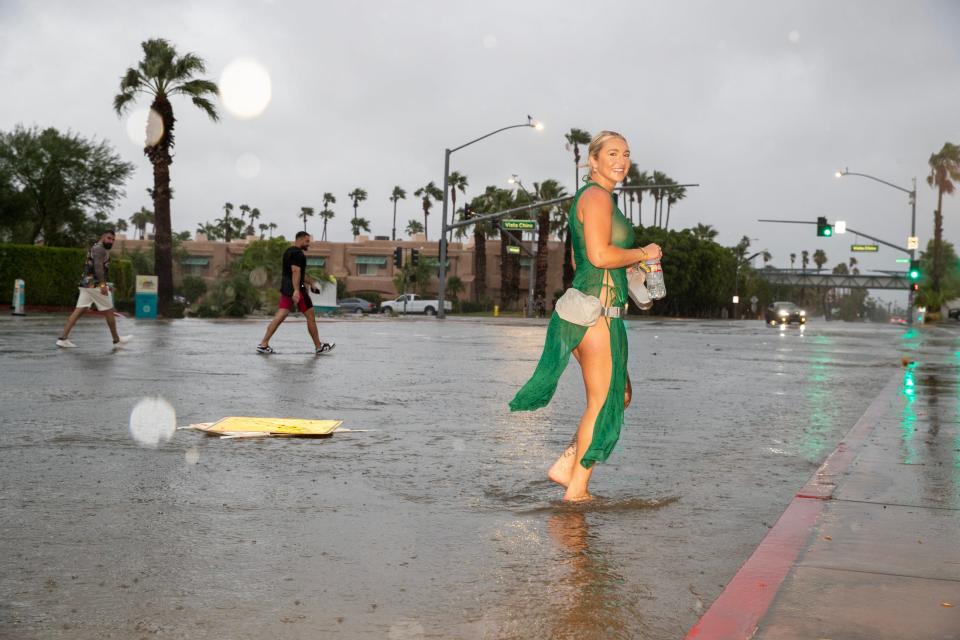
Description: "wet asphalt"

(0, 312), (945, 639)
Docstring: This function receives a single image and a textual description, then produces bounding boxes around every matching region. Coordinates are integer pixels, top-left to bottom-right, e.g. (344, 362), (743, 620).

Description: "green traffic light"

(823, 228), (832, 237)
(909, 269), (920, 280)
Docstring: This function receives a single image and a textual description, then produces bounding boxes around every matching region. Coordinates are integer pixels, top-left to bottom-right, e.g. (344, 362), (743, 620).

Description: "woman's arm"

(578, 188), (658, 269)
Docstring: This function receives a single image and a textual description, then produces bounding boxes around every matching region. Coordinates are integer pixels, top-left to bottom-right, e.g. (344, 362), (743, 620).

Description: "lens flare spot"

(236, 152), (261, 179)
(219, 58), (272, 119)
(129, 397), (176, 448)
(248, 266), (268, 288)
(125, 108), (165, 147)
(184, 446), (201, 465)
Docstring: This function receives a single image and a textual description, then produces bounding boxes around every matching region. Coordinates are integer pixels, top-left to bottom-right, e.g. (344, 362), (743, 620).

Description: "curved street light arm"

(840, 169), (913, 195)
(450, 122), (536, 154)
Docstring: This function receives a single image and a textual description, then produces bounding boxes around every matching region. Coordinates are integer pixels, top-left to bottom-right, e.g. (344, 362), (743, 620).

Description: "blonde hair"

(582, 130), (628, 178)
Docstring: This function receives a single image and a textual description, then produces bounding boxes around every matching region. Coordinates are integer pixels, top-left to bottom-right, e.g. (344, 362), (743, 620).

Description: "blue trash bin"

(135, 292), (158, 318)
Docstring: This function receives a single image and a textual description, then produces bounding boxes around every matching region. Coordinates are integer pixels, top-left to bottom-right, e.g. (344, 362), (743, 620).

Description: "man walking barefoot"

(257, 232), (334, 355)
(56, 229), (132, 349)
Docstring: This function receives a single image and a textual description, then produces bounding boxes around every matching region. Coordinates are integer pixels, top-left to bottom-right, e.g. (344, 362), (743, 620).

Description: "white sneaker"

(56, 338), (77, 348)
(113, 335), (133, 347)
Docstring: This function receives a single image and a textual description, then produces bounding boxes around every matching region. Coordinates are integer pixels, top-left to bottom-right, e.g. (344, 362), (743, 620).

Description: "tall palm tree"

(926, 142), (960, 292)
(389, 186), (406, 241)
(114, 218), (129, 235)
(129, 207), (154, 240)
(531, 179), (568, 303)
(790, 253), (797, 269)
(849, 256), (859, 275)
(447, 172), (469, 242)
(319, 192), (336, 241)
(113, 38), (219, 314)
(258, 223), (268, 240)
(414, 182), (443, 241)
(348, 188), (368, 239)
(649, 171), (670, 227)
(466, 188), (503, 302)
(238, 203), (251, 235)
(268, 222), (277, 239)
(218, 202), (234, 241)
(801, 250), (810, 272)
(564, 128), (592, 188)
(813, 249), (828, 272)
(664, 184), (686, 230)
(299, 206), (314, 233)
(552, 195), (575, 289)
(351, 217), (371, 238)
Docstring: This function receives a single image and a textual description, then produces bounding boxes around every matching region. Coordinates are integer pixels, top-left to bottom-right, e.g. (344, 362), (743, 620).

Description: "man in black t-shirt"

(256, 232), (335, 355)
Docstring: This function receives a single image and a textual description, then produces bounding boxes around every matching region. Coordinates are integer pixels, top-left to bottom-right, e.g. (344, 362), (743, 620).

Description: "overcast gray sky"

(2, 0), (958, 303)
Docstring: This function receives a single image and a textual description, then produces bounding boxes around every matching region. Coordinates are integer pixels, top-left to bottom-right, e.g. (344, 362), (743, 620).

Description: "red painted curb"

(684, 372), (902, 639)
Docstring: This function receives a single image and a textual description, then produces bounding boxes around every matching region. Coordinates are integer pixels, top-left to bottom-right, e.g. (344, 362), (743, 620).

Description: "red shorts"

(279, 291), (312, 313)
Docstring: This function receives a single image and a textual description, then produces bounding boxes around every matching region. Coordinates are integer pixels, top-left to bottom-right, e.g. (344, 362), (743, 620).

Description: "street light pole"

(836, 167), (917, 324)
(437, 117), (542, 319)
(508, 174), (538, 318)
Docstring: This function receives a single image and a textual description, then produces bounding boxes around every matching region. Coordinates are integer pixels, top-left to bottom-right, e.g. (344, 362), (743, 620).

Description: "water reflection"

(546, 509), (641, 640)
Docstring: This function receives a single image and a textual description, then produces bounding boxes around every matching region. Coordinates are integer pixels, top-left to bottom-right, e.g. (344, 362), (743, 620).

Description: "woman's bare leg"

(564, 319), (613, 501)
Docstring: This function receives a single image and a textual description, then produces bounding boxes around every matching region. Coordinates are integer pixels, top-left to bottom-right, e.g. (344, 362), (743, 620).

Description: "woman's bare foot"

(547, 445), (577, 487)
(562, 492), (594, 503)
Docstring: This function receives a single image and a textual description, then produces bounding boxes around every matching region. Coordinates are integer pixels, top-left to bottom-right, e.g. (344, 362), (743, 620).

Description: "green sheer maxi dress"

(509, 182), (633, 469)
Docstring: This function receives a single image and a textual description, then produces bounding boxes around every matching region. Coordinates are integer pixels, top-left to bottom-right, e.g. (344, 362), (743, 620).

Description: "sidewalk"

(687, 358), (960, 639)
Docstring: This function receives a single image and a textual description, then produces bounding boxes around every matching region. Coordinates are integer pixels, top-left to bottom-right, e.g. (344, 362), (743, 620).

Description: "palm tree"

(129, 207), (154, 239)
(926, 142), (960, 293)
(624, 163), (648, 225)
(299, 206), (314, 233)
(351, 217), (371, 238)
(564, 128), (592, 188)
(319, 192), (336, 241)
(813, 249), (828, 272)
(447, 172), (468, 242)
(801, 250), (810, 272)
(114, 218), (129, 235)
(531, 179), (568, 302)
(247, 206), (261, 236)
(258, 223), (268, 240)
(664, 184), (686, 230)
(692, 223), (718, 241)
(218, 202), (234, 241)
(762, 250), (773, 267)
(348, 188), (368, 239)
(414, 182), (443, 240)
(466, 188), (504, 302)
(268, 222), (277, 239)
(849, 256), (859, 275)
(113, 38), (219, 315)
(389, 186), (406, 241)
(238, 203), (251, 235)
(405, 219), (424, 237)
(553, 195), (575, 289)
(790, 253), (797, 269)
(649, 171), (670, 227)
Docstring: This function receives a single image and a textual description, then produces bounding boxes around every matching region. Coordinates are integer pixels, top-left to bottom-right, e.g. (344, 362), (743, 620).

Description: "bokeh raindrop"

(129, 397), (176, 448)
(219, 58), (272, 119)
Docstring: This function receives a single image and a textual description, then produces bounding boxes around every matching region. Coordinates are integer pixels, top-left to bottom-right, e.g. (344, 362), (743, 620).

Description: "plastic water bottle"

(644, 259), (666, 300)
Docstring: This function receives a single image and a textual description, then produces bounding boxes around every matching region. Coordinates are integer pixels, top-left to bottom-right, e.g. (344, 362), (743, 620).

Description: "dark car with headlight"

(764, 301), (806, 325)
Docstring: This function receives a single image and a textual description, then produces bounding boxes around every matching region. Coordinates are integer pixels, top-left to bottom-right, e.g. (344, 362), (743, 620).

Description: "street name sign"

(501, 219), (536, 231)
(507, 245), (521, 254)
(851, 244), (879, 252)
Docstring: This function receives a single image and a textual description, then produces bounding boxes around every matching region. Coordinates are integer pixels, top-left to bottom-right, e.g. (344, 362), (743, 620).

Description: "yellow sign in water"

(192, 417), (342, 436)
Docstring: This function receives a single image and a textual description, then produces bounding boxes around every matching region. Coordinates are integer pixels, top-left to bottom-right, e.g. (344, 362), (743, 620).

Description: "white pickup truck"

(380, 293), (452, 315)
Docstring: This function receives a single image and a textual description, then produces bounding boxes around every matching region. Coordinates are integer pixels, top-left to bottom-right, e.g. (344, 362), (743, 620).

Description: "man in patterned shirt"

(56, 230), (132, 348)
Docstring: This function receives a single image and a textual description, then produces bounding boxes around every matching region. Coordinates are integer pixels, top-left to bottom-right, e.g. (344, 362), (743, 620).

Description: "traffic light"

(463, 203), (472, 219)
(912, 283), (920, 292)
(411, 249), (420, 266)
(908, 259), (921, 282)
(393, 247), (403, 268)
(816, 216), (833, 237)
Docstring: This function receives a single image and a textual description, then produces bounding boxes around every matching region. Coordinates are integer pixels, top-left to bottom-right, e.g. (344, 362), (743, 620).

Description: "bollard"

(11, 279), (25, 315)
(493, 304), (500, 317)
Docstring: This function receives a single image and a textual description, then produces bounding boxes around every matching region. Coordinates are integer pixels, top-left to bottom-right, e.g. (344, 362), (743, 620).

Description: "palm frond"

(190, 96), (220, 122)
(173, 53), (207, 80)
(172, 79), (218, 97)
(112, 91), (137, 115)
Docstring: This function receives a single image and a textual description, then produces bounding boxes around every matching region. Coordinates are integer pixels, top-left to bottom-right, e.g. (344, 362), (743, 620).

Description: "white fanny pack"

(555, 287), (627, 326)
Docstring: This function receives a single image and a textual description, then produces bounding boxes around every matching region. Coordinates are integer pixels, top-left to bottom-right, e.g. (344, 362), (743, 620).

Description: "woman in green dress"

(510, 131), (661, 501)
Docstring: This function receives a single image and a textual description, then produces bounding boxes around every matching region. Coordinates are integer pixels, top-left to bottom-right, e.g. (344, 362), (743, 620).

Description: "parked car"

(764, 301), (806, 326)
(338, 297), (376, 314)
(380, 293), (452, 315)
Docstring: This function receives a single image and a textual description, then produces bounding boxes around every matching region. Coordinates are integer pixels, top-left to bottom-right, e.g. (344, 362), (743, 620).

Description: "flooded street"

(0, 314), (941, 638)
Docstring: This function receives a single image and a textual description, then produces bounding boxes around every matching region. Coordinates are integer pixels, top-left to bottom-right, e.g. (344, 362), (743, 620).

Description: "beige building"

(113, 233), (566, 307)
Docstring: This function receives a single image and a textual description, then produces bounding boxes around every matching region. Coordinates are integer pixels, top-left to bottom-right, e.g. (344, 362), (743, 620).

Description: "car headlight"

(778, 310), (789, 316)
(799, 310), (806, 316)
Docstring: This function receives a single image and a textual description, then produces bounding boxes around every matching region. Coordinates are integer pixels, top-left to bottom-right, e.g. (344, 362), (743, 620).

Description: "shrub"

(0, 243), (133, 307)
(179, 276), (207, 303)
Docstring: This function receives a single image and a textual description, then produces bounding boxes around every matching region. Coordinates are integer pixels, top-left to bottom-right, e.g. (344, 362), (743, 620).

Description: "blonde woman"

(510, 131), (661, 501)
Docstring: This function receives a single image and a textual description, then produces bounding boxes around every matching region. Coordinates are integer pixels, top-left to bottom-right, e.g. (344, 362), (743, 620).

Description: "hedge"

(0, 244), (134, 307)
